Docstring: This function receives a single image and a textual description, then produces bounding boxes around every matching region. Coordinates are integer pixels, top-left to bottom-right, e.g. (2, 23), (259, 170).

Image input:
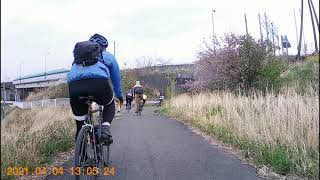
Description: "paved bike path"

(46, 107), (262, 180)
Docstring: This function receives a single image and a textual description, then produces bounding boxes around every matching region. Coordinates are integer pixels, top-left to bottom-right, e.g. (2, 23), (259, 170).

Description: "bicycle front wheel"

(102, 145), (110, 167)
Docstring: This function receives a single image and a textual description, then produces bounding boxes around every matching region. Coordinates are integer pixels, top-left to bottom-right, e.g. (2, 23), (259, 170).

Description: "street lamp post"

(211, 9), (216, 51)
(20, 62), (22, 83)
(44, 55), (47, 79)
(44, 50), (50, 79)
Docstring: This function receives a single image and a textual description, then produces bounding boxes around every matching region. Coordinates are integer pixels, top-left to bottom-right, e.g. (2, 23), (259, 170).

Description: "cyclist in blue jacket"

(67, 33), (123, 143)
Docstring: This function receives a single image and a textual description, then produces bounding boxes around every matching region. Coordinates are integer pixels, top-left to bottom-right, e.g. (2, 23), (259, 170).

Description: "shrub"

(144, 86), (160, 100)
(283, 55), (319, 94)
(165, 72), (176, 99)
(254, 58), (288, 92)
(121, 69), (138, 93)
(192, 34), (277, 92)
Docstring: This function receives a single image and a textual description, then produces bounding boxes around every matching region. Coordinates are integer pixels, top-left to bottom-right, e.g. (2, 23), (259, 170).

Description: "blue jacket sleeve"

(102, 52), (123, 98)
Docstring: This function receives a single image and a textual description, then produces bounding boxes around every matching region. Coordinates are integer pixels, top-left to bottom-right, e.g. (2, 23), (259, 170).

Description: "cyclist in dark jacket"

(67, 33), (123, 143)
(125, 89), (133, 109)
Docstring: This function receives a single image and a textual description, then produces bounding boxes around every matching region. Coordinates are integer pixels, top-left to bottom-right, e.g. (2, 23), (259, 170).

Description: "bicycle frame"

(82, 101), (104, 167)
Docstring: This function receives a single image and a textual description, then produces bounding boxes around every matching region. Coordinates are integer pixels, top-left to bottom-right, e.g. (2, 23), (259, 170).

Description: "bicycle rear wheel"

(126, 103), (130, 113)
(138, 103), (142, 116)
(75, 126), (95, 180)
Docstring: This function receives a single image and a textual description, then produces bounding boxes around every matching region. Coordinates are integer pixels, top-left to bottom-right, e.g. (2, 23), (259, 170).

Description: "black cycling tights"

(68, 78), (116, 140)
(126, 99), (132, 108)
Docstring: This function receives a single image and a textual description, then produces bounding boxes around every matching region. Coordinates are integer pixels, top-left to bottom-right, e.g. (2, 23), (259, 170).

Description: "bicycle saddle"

(78, 96), (97, 103)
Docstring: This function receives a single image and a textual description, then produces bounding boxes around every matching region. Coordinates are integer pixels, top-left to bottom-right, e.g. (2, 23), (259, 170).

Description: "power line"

(307, 0), (319, 52)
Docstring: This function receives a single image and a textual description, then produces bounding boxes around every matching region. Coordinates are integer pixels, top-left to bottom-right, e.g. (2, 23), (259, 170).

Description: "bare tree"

(135, 56), (171, 68)
(135, 56), (171, 75)
(135, 56), (156, 69)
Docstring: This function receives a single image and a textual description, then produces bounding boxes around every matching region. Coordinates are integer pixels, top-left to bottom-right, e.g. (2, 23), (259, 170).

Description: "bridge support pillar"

(15, 89), (22, 101)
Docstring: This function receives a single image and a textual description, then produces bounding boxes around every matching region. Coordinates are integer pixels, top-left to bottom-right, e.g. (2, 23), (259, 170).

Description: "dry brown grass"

(164, 85), (319, 178)
(1, 107), (75, 173)
(173, 92), (318, 151)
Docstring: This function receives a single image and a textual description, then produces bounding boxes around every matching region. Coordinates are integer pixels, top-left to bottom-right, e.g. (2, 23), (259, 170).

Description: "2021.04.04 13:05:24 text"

(6, 166), (115, 176)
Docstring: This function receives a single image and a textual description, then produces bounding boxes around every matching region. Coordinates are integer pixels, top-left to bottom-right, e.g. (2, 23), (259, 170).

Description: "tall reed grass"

(1, 107), (75, 176)
(161, 85), (319, 179)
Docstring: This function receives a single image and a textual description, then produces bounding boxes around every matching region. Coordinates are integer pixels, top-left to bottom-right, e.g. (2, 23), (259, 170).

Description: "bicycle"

(74, 96), (111, 179)
(158, 96), (164, 106)
(125, 99), (132, 113)
(136, 98), (144, 116)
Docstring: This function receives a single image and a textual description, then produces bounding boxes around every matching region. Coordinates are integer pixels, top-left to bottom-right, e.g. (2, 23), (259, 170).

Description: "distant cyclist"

(67, 33), (123, 143)
(159, 95), (164, 106)
(132, 81), (144, 113)
(125, 89), (133, 109)
(158, 91), (164, 106)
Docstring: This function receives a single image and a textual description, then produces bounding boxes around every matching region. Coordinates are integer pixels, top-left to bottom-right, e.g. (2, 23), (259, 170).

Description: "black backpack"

(134, 86), (144, 94)
(73, 41), (102, 66)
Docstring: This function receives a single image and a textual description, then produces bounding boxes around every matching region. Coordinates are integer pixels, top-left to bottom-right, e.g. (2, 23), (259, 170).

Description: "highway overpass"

(12, 68), (69, 101)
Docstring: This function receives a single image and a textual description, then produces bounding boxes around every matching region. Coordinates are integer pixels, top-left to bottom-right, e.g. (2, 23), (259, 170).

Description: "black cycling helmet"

(89, 33), (108, 48)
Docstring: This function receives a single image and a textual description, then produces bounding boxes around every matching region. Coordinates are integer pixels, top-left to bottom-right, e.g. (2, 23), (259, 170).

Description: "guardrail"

(11, 98), (70, 109)
(10, 99), (160, 109)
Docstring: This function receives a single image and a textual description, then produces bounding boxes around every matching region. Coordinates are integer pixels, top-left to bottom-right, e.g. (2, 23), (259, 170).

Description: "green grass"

(257, 145), (294, 174)
(154, 105), (169, 115)
(201, 119), (318, 178)
(206, 106), (223, 118)
(38, 128), (74, 165)
(283, 55), (319, 94)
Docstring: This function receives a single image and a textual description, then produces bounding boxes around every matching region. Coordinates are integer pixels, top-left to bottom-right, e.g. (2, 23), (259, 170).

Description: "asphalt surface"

(46, 107), (262, 180)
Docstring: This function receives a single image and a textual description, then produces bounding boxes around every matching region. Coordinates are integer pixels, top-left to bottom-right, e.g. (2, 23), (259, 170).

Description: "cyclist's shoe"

(101, 125), (113, 144)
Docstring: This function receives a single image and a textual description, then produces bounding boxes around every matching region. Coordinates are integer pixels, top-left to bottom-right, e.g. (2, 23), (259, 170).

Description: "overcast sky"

(1, 0), (319, 82)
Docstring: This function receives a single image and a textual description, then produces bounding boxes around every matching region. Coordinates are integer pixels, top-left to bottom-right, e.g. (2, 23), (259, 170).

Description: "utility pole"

(44, 50), (50, 79)
(281, 35), (284, 55)
(277, 35), (280, 55)
(264, 12), (269, 43)
(271, 23), (276, 55)
(307, 0), (319, 52)
(212, 9), (216, 51)
(44, 55), (47, 79)
(244, 13), (249, 37)
(297, 0), (304, 58)
(20, 62), (22, 83)
(301, 9), (308, 55)
(258, 13), (264, 44)
(293, 9), (299, 47)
